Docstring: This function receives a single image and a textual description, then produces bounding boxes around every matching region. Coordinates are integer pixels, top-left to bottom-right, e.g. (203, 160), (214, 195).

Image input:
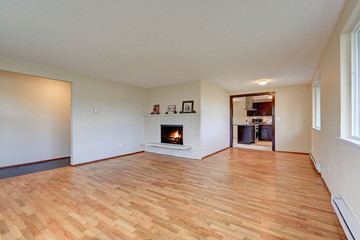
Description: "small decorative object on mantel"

(151, 104), (160, 114)
(180, 100), (196, 114)
(166, 105), (177, 114)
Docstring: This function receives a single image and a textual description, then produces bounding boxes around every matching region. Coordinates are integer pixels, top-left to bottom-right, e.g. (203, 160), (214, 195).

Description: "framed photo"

(181, 101), (194, 113)
(167, 105), (176, 114)
(152, 104), (160, 114)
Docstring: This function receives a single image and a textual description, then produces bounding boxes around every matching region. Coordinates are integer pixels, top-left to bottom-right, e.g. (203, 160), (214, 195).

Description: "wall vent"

(332, 195), (360, 240)
(309, 152), (321, 173)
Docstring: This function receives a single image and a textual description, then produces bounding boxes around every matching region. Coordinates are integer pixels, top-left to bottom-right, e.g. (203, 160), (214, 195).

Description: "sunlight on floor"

(233, 140), (272, 151)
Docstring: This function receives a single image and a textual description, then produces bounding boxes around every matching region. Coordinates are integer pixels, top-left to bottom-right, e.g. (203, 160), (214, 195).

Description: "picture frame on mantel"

(151, 104), (160, 114)
(166, 105), (177, 114)
(180, 100), (196, 113)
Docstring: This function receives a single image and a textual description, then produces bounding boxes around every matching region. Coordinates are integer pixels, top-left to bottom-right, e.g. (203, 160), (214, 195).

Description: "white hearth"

(144, 114), (201, 159)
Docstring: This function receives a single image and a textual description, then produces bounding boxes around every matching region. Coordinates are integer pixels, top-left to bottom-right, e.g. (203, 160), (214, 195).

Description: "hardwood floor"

(254, 141), (272, 147)
(0, 149), (346, 239)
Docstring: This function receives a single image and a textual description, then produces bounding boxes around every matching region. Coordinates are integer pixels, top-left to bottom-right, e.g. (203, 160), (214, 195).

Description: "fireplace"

(161, 125), (183, 145)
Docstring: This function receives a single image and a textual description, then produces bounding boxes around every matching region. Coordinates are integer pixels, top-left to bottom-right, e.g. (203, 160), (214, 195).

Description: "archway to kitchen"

(230, 92), (275, 151)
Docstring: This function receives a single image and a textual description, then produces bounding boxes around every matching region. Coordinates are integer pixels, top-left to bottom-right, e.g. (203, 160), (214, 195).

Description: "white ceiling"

(0, 0), (344, 91)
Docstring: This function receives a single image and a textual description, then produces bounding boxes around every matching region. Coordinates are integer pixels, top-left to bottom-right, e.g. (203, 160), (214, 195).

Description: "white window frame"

(313, 75), (321, 130)
(338, 4), (360, 151)
(351, 22), (360, 140)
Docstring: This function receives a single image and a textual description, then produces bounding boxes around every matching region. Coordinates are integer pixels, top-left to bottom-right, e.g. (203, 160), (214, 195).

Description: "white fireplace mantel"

(144, 113), (200, 117)
(144, 114), (201, 159)
(145, 142), (191, 150)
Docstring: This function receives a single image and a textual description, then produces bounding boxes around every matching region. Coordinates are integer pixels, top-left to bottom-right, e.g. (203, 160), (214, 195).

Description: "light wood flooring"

(0, 149), (346, 239)
(233, 140), (272, 151)
(254, 141), (272, 147)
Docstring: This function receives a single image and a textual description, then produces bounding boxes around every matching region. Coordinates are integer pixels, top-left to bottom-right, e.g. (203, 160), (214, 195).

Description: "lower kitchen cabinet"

(238, 125), (254, 144)
(259, 125), (272, 141)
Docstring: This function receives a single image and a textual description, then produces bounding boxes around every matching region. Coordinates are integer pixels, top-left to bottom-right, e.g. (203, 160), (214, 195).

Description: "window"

(352, 22), (360, 139)
(339, 7), (360, 149)
(313, 75), (321, 130)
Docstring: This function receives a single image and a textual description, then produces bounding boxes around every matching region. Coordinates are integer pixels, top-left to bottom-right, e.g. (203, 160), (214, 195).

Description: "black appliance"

(252, 119), (262, 142)
(252, 118), (263, 124)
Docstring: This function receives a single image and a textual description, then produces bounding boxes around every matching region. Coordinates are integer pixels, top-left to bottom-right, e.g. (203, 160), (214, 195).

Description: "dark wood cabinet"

(263, 102), (272, 116)
(238, 125), (254, 144)
(259, 125), (272, 141)
(246, 109), (256, 116)
(247, 102), (272, 116)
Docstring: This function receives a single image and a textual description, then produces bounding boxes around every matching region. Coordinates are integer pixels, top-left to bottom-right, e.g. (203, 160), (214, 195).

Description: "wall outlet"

(327, 164), (330, 173)
(275, 117), (281, 122)
(93, 108), (98, 114)
(118, 143), (122, 148)
(281, 139), (285, 144)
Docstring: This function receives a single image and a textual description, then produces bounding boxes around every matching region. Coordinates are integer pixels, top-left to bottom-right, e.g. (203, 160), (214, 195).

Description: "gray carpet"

(0, 158), (70, 179)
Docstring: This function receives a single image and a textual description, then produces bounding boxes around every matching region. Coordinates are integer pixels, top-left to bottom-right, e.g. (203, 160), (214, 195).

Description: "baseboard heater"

(309, 152), (321, 173)
(332, 195), (360, 240)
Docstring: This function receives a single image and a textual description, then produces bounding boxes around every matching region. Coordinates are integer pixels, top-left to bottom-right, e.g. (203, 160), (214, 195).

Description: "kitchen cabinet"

(261, 102), (272, 116)
(247, 102), (272, 116)
(246, 109), (256, 116)
(238, 125), (254, 144)
(259, 125), (272, 141)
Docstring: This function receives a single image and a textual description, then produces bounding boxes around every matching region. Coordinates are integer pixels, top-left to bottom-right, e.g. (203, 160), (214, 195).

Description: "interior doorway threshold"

(233, 143), (272, 151)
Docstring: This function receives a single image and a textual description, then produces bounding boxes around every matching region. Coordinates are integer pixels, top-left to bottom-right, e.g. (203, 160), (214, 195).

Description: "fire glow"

(161, 125), (183, 145)
(169, 131), (182, 144)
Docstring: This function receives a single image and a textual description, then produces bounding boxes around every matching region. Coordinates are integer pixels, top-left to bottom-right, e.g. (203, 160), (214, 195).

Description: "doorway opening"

(0, 70), (71, 176)
(230, 92), (275, 151)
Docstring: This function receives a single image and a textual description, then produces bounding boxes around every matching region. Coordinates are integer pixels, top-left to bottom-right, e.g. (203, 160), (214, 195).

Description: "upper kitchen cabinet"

(247, 102), (272, 116)
(257, 102), (272, 116)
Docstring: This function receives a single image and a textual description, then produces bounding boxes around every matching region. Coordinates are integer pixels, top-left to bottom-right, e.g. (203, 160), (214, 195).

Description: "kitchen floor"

(233, 140), (272, 151)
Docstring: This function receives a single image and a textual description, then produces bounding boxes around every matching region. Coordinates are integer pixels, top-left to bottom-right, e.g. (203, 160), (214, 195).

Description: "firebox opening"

(161, 125), (183, 145)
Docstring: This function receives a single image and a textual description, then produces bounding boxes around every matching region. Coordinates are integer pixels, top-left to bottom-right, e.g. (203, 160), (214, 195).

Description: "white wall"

(200, 80), (230, 157)
(310, 0), (360, 223)
(0, 70), (71, 167)
(275, 85), (311, 153)
(71, 77), (145, 164)
(145, 80), (201, 114)
(233, 100), (247, 125)
(0, 56), (145, 165)
(0, 57), (229, 164)
(230, 84), (312, 153)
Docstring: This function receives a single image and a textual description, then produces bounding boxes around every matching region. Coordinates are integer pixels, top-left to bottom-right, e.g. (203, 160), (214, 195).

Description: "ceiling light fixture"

(257, 79), (268, 86)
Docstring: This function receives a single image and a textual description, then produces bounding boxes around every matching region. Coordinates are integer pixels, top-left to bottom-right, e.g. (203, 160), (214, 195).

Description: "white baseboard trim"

(309, 152), (321, 173)
(332, 195), (360, 240)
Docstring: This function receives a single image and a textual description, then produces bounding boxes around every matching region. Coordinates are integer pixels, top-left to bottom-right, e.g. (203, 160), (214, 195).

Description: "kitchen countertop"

(234, 123), (272, 126)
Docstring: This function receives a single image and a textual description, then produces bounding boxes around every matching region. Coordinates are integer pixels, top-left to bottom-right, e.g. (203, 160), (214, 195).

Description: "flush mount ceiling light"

(257, 79), (268, 86)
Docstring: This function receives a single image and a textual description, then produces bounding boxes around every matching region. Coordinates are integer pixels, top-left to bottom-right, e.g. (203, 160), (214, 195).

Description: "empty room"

(1, 1), (360, 239)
